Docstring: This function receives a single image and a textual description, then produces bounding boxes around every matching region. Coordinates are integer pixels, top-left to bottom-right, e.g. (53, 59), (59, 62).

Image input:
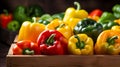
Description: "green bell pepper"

(101, 20), (119, 30)
(38, 19), (50, 25)
(52, 12), (65, 20)
(74, 18), (103, 43)
(13, 5), (28, 25)
(98, 12), (116, 23)
(28, 5), (45, 17)
(40, 14), (53, 21)
(112, 4), (120, 18)
(7, 20), (20, 31)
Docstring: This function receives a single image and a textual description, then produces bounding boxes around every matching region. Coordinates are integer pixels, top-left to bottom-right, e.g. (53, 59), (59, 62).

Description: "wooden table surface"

(0, 42), (10, 67)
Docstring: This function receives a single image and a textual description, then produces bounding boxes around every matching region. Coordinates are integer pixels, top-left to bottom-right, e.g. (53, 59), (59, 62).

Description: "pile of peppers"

(12, 2), (120, 55)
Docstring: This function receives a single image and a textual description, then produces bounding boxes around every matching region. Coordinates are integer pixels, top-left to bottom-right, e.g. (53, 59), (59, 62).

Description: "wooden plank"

(7, 43), (120, 67)
(6, 55), (120, 67)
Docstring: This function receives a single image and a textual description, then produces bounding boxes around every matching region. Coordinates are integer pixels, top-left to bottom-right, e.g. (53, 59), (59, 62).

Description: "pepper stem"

(46, 34), (55, 45)
(107, 36), (118, 45)
(32, 17), (36, 23)
(74, 35), (85, 49)
(59, 23), (65, 28)
(23, 49), (34, 55)
(3, 9), (8, 16)
(74, 1), (81, 10)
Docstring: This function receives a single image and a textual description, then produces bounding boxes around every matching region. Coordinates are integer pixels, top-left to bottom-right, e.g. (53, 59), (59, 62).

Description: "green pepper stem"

(46, 34), (55, 45)
(59, 23), (65, 28)
(3, 9), (8, 16)
(32, 17), (36, 23)
(23, 49), (34, 55)
(107, 36), (118, 45)
(74, 35), (85, 49)
(74, 1), (81, 10)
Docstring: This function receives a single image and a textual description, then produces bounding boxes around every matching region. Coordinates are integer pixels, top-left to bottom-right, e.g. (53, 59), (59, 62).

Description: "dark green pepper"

(13, 5), (28, 24)
(112, 4), (120, 18)
(52, 12), (65, 20)
(27, 5), (45, 17)
(101, 20), (119, 30)
(98, 12), (116, 23)
(74, 18), (103, 43)
(7, 20), (20, 31)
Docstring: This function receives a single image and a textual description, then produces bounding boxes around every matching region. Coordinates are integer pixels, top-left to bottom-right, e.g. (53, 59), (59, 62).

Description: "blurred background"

(0, 0), (120, 14)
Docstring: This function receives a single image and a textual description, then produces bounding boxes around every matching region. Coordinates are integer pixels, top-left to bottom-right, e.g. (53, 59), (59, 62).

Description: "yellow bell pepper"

(46, 19), (73, 40)
(63, 2), (88, 30)
(88, 16), (100, 22)
(17, 17), (45, 43)
(95, 30), (120, 55)
(114, 19), (120, 25)
(68, 34), (94, 55)
(111, 25), (120, 33)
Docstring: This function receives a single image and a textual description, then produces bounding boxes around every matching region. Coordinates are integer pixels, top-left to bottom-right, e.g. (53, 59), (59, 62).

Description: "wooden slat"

(7, 44), (120, 67)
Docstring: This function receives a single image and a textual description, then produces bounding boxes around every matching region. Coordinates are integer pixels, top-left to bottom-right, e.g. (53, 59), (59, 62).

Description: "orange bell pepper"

(95, 30), (120, 55)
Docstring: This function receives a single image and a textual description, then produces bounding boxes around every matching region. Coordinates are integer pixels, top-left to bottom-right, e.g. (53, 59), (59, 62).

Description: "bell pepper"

(63, 2), (88, 30)
(101, 20), (119, 30)
(74, 18), (103, 43)
(37, 30), (68, 55)
(13, 5), (28, 24)
(114, 19), (120, 25)
(111, 26), (120, 33)
(112, 4), (120, 18)
(89, 9), (103, 17)
(52, 12), (65, 20)
(38, 19), (50, 25)
(88, 9), (103, 21)
(40, 14), (53, 22)
(7, 20), (20, 31)
(0, 9), (13, 29)
(95, 30), (120, 55)
(68, 34), (93, 55)
(17, 17), (45, 43)
(13, 40), (40, 55)
(28, 5), (45, 17)
(46, 19), (73, 40)
(98, 12), (116, 23)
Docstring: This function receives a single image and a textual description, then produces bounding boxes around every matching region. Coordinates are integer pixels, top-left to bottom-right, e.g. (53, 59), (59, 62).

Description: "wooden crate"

(6, 43), (120, 67)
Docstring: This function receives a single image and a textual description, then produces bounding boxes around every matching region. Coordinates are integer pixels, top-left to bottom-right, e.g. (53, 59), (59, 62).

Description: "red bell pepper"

(12, 40), (40, 55)
(89, 9), (103, 17)
(37, 30), (68, 55)
(0, 10), (13, 29)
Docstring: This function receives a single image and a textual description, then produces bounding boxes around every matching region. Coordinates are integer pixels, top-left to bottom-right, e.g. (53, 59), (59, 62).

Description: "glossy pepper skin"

(0, 10), (13, 29)
(89, 9), (103, 17)
(88, 9), (103, 21)
(37, 30), (68, 55)
(95, 30), (120, 55)
(63, 2), (88, 30)
(101, 20), (119, 30)
(74, 18), (103, 43)
(111, 26), (120, 33)
(46, 19), (73, 40)
(98, 12), (116, 23)
(68, 34), (93, 55)
(114, 19), (120, 25)
(112, 4), (120, 18)
(7, 20), (20, 31)
(17, 17), (45, 43)
(13, 40), (40, 55)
